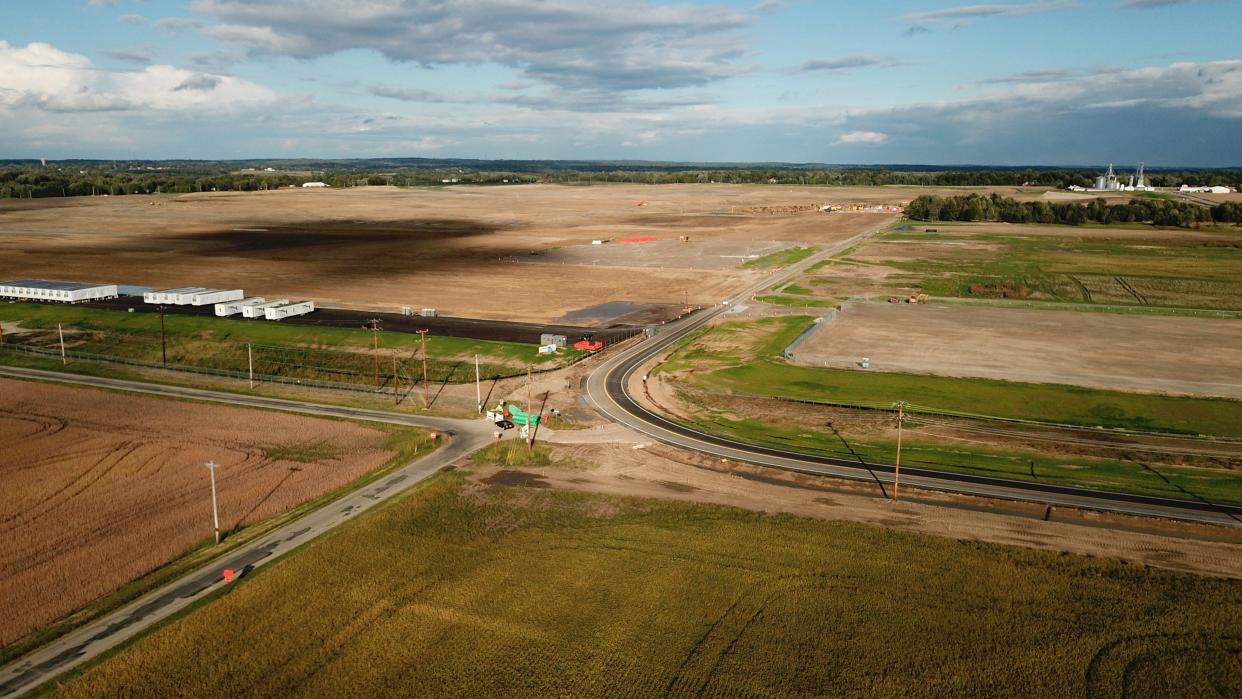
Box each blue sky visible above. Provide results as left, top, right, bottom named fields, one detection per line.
left=1, top=0, right=1240, bottom=165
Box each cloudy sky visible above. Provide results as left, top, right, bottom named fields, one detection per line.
left=1, top=0, right=1240, bottom=165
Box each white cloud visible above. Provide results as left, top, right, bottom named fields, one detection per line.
left=835, top=130, right=890, bottom=145
left=902, top=1, right=1079, bottom=25
left=0, top=40, right=273, bottom=114
left=191, top=0, right=755, bottom=92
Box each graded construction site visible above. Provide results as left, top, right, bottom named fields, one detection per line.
left=0, top=184, right=903, bottom=324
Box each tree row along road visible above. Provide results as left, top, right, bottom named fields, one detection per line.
left=583, top=223, right=1242, bottom=528
left=0, top=366, right=493, bottom=699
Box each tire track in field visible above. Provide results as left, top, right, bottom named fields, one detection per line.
left=2, top=441, right=143, bottom=530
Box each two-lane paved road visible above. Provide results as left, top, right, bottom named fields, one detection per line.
left=582, top=224, right=1242, bottom=527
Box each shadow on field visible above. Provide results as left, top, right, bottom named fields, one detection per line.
left=826, top=420, right=889, bottom=499
left=1137, top=462, right=1240, bottom=524
left=234, top=466, right=303, bottom=532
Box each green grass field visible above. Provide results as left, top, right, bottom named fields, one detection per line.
left=1, top=304, right=581, bottom=386
left=669, top=315, right=1242, bottom=438
left=813, top=228, right=1242, bottom=311
left=655, top=315, right=1242, bottom=503
left=49, top=472, right=1242, bottom=698
left=741, top=245, right=819, bottom=269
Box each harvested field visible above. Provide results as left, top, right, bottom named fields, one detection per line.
left=0, top=184, right=894, bottom=323
left=793, top=302, right=1242, bottom=399
left=0, top=378, right=402, bottom=647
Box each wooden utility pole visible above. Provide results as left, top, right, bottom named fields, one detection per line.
left=247, top=343, right=254, bottom=389
left=893, top=401, right=907, bottom=501
left=417, top=329, right=430, bottom=409
left=58, top=323, right=66, bottom=365
left=526, top=364, right=533, bottom=451
left=392, top=353, right=399, bottom=405
left=204, top=461, right=221, bottom=545
left=369, top=319, right=381, bottom=391
left=475, top=354, right=482, bottom=414
left=158, top=305, right=167, bottom=368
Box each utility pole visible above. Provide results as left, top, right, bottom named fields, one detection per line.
left=58, top=323, right=66, bottom=365
left=204, top=461, right=221, bottom=544
left=526, top=364, right=533, bottom=451
left=158, top=305, right=167, bottom=368
left=392, top=353, right=399, bottom=406
left=369, top=319, right=381, bottom=391
left=417, top=329, right=430, bottom=409
left=247, top=343, right=254, bottom=389
left=893, top=401, right=907, bottom=502
left=475, top=354, right=482, bottom=414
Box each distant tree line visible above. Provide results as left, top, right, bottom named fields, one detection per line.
left=905, top=193, right=1230, bottom=227
left=2, top=160, right=1240, bottom=200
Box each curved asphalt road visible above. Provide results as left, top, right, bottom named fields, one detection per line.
left=584, top=226, right=1242, bottom=528
left=0, top=366, right=491, bottom=698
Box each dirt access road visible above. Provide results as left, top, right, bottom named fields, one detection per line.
left=793, top=301, right=1242, bottom=399
left=0, top=184, right=894, bottom=324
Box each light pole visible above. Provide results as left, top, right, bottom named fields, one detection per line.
left=205, top=461, right=221, bottom=544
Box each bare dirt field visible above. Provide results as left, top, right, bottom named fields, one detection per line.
left=0, top=378, right=399, bottom=647
left=793, top=301, right=1242, bottom=398
left=1, top=184, right=918, bottom=323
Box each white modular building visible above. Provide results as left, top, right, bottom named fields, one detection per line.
left=144, top=287, right=192, bottom=304
left=263, top=300, right=314, bottom=320
left=0, top=279, right=118, bottom=303
left=242, top=299, right=290, bottom=318
left=144, top=287, right=208, bottom=304
left=188, top=289, right=244, bottom=306
left=215, top=296, right=267, bottom=317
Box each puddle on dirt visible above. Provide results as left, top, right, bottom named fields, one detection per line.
left=483, top=470, right=550, bottom=488
left=561, top=301, right=652, bottom=323
left=561, top=300, right=684, bottom=325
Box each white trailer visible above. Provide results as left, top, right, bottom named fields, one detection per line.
left=168, top=288, right=213, bottom=305
left=0, top=279, right=118, bottom=303
left=190, top=289, right=244, bottom=306
left=144, top=287, right=196, bottom=304
left=264, top=300, right=314, bottom=320
left=242, top=299, right=290, bottom=318
left=214, top=296, right=266, bottom=317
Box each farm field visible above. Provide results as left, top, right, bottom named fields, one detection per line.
left=782, top=222, right=1242, bottom=312
left=650, top=315, right=1242, bottom=503
left=0, top=184, right=902, bottom=324
left=0, top=303, right=579, bottom=388
left=51, top=471, right=1242, bottom=698
left=0, top=378, right=428, bottom=649
left=793, top=301, right=1242, bottom=399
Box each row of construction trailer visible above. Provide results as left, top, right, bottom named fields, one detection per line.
left=1, top=279, right=119, bottom=303
left=144, top=286, right=315, bottom=321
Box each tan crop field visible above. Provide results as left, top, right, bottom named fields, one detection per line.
left=0, top=378, right=402, bottom=648
left=793, top=302, right=1242, bottom=399
left=1, top=184, right=910, bottom=323
left=51, top=471, right=1242, bottom=698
